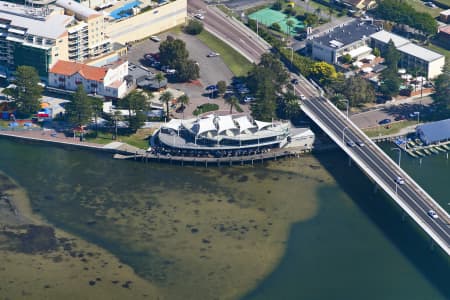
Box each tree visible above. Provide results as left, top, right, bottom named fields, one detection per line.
left=327, top=7, right=333, bottom=21
left=271, top=22, right=281, bottom=32
left=159, top=36, right=189, bottom=69
left=310, top=61, right=338, bottom=84
left=340, top=54, right=352, bottom=64
left=373, top=47, right=381, bottom=57
left=434, top=61, right=450, bottom=108
left=286, top=19, right=294, bottom=36
left=65, top=85, right=93, bottom=126
left=160, top=90, right=173, bottom=119
left=342, top=76, right=376, bottom=106
left=91, top=96, right=103, bottom=137
left=122, top=90, right=147, bottom=123
left=155, top=72, right=165, bottom=90
left=225, top=96, right=240, bottom=114
left=380, top=69, right=401, bottom=99
left=217, top=80, right=227, bottom=95
left=13, top=66, right=42, bottom=115
left=177, top=94, right=190, bottom=118
left=177, top=59, right=200, bottom=82
left=112, top=110, right=122, bottom=140
left=129, top=111, right=147, bottom=132
left=304, top=13, right=319, bottom=27
left=185, top=19, right=203, bottom=35
left=272, top=0, right=282, bottom=10
left=384, top=39, right=400, bottom=71
left=277, top=91, right=300, bottom=120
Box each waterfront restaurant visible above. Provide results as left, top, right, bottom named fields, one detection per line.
left=156, top=114, right=294, bottom=155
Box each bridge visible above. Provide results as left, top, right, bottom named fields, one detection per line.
left=187, top=0, right=450, bottom=255
left=295, top=77, right=450, bottom=256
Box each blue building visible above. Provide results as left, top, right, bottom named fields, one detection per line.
left=416, top=119, right=450, bottom=145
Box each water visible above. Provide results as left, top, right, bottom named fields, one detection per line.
left=0, top=138, right=449, bottom=299
left=109, top=1, right=141, bottom=20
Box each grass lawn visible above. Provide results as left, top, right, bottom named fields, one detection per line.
left=426, top=42, right=450, bottom=60
left=85, top=128, right=154, bottom=149
left=197, top=30, right=253, bottom=77
left=406, top=0, right=442, bottom=17
left=363, top=121, right=417, bottom=138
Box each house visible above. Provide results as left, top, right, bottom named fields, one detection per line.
left=48, top=60, right=129, bottom=98
left=341, top=0, right=377, bottom=10
left=438, top=25, right=450, bottom=48
left=440, top=9, right=450, bottom=24
left=417, top=119, right=450, bottom=145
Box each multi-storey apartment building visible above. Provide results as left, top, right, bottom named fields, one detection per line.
left=0, top=0, right=110, bottom=78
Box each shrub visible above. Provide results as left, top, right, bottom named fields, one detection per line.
left=193, top=103, right=219, bottom=116
left=185, top=19, right=203, bottom=35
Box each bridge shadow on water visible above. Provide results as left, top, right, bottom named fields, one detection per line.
left=242, top=149, right=450, bottom=300
left=313, top=151, right=450, bottom=297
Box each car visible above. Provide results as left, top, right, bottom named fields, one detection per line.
left=346, top=140, right=356, bottom=147
left=291, top=78, right=299, bottom=85
left=238, top=87, right=250, bottom=94
left=207, top=52, right=220, bottom=57
left=206, top=84, right=217, bottom=91
left=194, top=13, right=204, bottom=20
left=299, top=94, right=306, bottom=100
left=394, top=176, right=405, bottom=185
left=356, top=140, right=365, bottom=147
left=394, top=115, right=406, bottom=121
left=379, top=118, right=391, bottom=125
left=428, top=210, right=439, bottom=219
left=150, top=35, right=160, bottom=42
left=243, top=96, right=254, bottom=103
left=161, top=66, right=176, bottom=74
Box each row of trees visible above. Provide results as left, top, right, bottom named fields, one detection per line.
left=374, top=0, right=437, bottom=36
left=159, top=36, right=199, bottom=82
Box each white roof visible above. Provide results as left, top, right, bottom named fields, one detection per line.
left=397, top=43, right=444, bottom=62
left=255, top=120, right=272, bottom=130
left=370, top=30, right=410, bottom=47
left=363, top=54, right=376, bottom=61
left=56, top=0, right=100, bottom=19
left=165, top=119, right=183, bottom=131
left=217, top=115, right=236, bottom=133
left=362, top=67, right=373, bottom=73
left=235, top=116, right=255, bottom=132
left=441, top=9, right=450, bottom=16
left=194, top=117, right=216, bottom=135
left=347, top=45, right=372, bottom=58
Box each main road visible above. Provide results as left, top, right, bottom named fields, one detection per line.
left=188, top=0, right=450, bottom=255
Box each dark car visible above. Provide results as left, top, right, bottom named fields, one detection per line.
left=291, top=78, right=299, bottom=85
left=394, top=115, right=406, bottom=121
left=379, top=118, right=391, bottom=125
left=206, top=85, right=217, bottom=91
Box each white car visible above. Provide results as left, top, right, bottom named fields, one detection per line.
left=299, top=94, right=306, bottom=100
left=150, top=35, right=160, bottom=42
left=194, top=13, right=204, bottom=20
left=394, top=177, right=405, bottom=185
left=243, top=96, right=254, bottom=103
left=428, top=210, right=439, bottom=219
left=207, top=52, right=220, bottom=57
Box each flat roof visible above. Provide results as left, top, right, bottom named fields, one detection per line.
left=370, top=30, right=410, bottom=47
left=312, top=20, right=379, bottom=49
left=397, top=43, right=444, bottom=62
left=0, top=2, right=72, bottom=39
left=56, top=0, right=100, bottom=19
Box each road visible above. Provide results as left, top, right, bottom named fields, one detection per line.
left=295, top=79, right=450, bottom=255
left=188, top=0, right=270, bottom=63
left=188, top=1, right=450, bottom=255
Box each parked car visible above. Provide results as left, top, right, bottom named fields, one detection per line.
left=194, top=13, right=204, bottom=20
left=428, top=209, right=439, bottom=219
left=394, top=115, right=406, bottom=121
left=379, top=118, right=391, bottom=125
left=206, top=84, right=217, bottom=91
left=150, top=35, right=161, bottom=42
left=243, top=96, right=254, bottom=103
left=207, top=52, right=220, bottom=57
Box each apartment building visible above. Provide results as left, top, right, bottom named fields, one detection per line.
left=0, top=0, right=111, bottom=78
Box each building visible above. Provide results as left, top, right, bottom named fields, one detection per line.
left=0, top=0, right=111, bottom=78
left=340, top=0, right=377, bottom=11
left=309, top=20, right=379, bottom=64
left=48, top=59, right=128, bottom=98
left=440, top=9, right=450, bottom=24
left=370, top=30, right=445, bottom=79
left=417, top=119, right=450, bottom=145
left=157, top=114, right=314, bottom=154
left=56, top=0, right=111, bottom=62
left=438, top=25, right=450, bottom=48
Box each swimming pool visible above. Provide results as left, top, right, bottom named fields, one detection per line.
left=110, top=0, right=142, bottom=20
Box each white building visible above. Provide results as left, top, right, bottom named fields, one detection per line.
left=48, top=59, right=128, bottom=98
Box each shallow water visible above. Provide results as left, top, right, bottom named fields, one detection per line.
left=0, top=139, right=449, bottom=299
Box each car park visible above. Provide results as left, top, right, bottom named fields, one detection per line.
left=150, top=35, right=161, bottom=42
left=194, top=13, right=204, bottom=20
left=394, top=176, right=405, bottom=185
left=428, top=210, right=439, bottom=219
left=379, top=118, right=391, bottom=125
left=207, top=52, right=220, bottom=57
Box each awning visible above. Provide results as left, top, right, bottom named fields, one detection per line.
left=235, top=116, right=255, bottom=132
left=217, top=115, right=236, bottom=133
left=255, top=120, right=272, bottom=130
left=164, top=119, right=183, bottom=131
left=193, top=117, right=216, bottom=135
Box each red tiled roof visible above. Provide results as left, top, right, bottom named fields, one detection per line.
left=50, top=60, right=107, bottom=81
left=439, top=25, right=450, bottom=35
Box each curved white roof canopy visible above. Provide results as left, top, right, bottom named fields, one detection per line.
left=255, top=120, right=272, bottom=130
left=164, top=119, right=183, bottom=131
left=217, top=115, right=237, bottom=133
left=193, top=117, right=217, bottom=135
left=235, top=116, right=255, bottom=132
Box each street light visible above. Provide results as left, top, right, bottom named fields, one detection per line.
left=391, top=147, right=402, bottom=168
left=338, top=99, right=349, bottom=120
left=283, top=46, right=293, bottom=68
left=342, top=126, right=349, bottom=144
left=415, top=111, right=420, bottom=125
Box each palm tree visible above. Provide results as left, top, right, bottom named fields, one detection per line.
left=112, top=110, right=122, bottom=140
left=225, top=96, right=239, bottom=114
left=160, top=90, right=173, bottom=120
left=286, top=19, right=294, bottom=37
left=155, top=72, right=165, bottom=90
left=328, top=7, right=333, bottom=21
left=315, top=7, right=321, bottom=17
left=177, top=94, right=190, bottom=119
